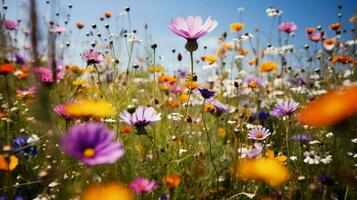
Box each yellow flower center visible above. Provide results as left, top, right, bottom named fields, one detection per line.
left=255, top=131, right=264, bottom=138
left=248, top=81, right=258, bottom=88
left=83, top=148, right=96, bottom=158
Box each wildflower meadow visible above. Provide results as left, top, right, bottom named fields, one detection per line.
left=0, top=0, right=357, bottom=199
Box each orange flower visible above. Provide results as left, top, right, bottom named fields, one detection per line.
left=265, top=150, right=287, bottom=163
left=0, top=64, right=15, bottom=75
left=331, top=55, right=356, bottom=64
left=201, top=55, right=218, bottom=65
left=305, top=27, right=315, bottom=35
left=230, top=22, right=245, bottom=32
left=76, top=22, right=84, bottom=29
left=121, top=125, right=133, bottom=134
left=248, top=56, right=259, bottom=66
left=239, top=49, right=249, bottom=56
left=204, top=103, right=215, bottom=112
left=217, top=128, right=226, bottom=137
left=297, top=85, right=357, bottom=126
left=81, top=182, right=133, bottom=200
left=164, top=174, right=181, bottom=189
left=184, top=81, right=198, bottom=90
left=329, top=22, right=341, bottom=31
left=104, top=12, right=112, bottom=18
left=0, top=155, right=19, bottom=171
left=323, top=38, right=336, bottom=51
left=349, top=15, right=357, bottom=23
left=259, top=61, right=277, bottom=72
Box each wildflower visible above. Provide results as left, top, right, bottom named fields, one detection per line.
left=183, top=81, right=199, bottom=90
left=236, top=157, right=290, bottom=187
left=0, top=154, right=19, bottom=171
left=198, top=88, right=215, bottom=99
left=329, top=22, right=341, bottom=31
left=168, top=16, right=217, bottom=52
left=121, top=125, right=133, bottom=134
left=206, top=99, right=228, bottom=113
left=49, top=26, right=67, bottom=33
left=16, top=86, right=37, bottom=99
left=201, top=55, right=218, bottom=65
left=164, top=174, right=181, bottom=189
left=217, top=128, right=226, bottom=137
left=0, top=64, right=15, bottom=75
left=308, top=32, right=322, bottom=42
left=303, top=151, right=320, bottom=165
left=230, top=22, right=245, bottom=32
left=259, top=61, right=277, bottom=72
left=290, top=134, right=312, bottom=143
left=271, top=100, right=299, bottom=117
left=128, top=177, right=157, bottom=194
left=81, top=49, right=105, bottom=65
left=54, top=104, right=74, bottom=120
left=167, top=113, right=183, bottom=121
left=119, top=106, right=161, bottom=131
left=12, top=136, right=38, bottom=159
left=81, top=183, right=133, bottom=200
left=60, top=122, right=125, bottom=166
left=266, top=7, right=283, bottom=17
left=104, top=11, right=112, bottom=18
left=33, top=67, right=64, bottom=83
left=323, top=38, right=336, bottom=51
left=245, top=76, right=262, bottom=88
left=321, top=155, right=332, bottom=164
left=64, top=100, right=115, bottom=118
left=278, top=22, right=297, bottom=33
left=297, top=85, right=357, bottom=126
left=76, top=22, right=84, bottom=29
left=265, top=150, right=287, bottom=163
left=147, top=66, right=164, bottom=73
left=331, top=55, right=355, bottom=64
left=305, top=27, right=315, bottom=34
left=248, top=127, right=271, bottom=140
left=4, top=19, right=19, bottom=30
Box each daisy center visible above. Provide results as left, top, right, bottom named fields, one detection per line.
left=255, top=131, right=264, bottom=138
left=83, top=148, right=96, bottom=158
left=249, top=81, right=257, bottom=88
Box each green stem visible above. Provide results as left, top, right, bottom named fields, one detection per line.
left=201, top=99, right=219, bottom=189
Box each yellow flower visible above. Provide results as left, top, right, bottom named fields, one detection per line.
left=147, top=66, right=164, bottom=73
left=184, top=81, right=199, bottom=90
left=260, top=61, right=277, bottom=72
left=265, top=150, right=287, bottom=163
left=201, top=55, right=218, bottom=65
left=230, top=22, right=245, bottom=32
left=237, top=157, right=290, bottom=187
left=84, top=67, right=96, bottom=73
left=64, top=100, right=115, bottom=118
left=217, top=128, right=226, bottom=137
left=204, top=103, right=215, bottom=112
left=81, top=183, right=133, bottom=200
left=0, top=155, right=19, bottom=171
left=72, top=79, right=87, bottom=86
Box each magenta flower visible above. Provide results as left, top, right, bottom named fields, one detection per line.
left=16, top=86, right=37, bottom=97
left=308, top=32, right=322, bottom=42
left=119, top=106, right=161, bottom=128
left=128, top=177, right=157, bottom=194
left=60, top=122, right=124, bottom=166
left=4, top=19, right=19, bottom=30
left=33, top=67, right=64, bottom=84
left=168, top=16, right=217, bottom=51
left=271, top=100, right=299, bottom=117
left=54, top=104, right=74, bottom=120
left=278, top=22, right=297, bottom=33
left=49, top=26, right=67, bottom=33
left=81, top=49, right=105, bottom=65
left=248, top=127, right=271, bottom=140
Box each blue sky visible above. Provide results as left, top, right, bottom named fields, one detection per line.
left=4, top=0, right=356, bottom=72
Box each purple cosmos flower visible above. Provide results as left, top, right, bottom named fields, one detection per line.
left=33, top=67, right=64, bottom=84
left=128, top=177, right=157, bottom=194
left=206, top=99, right=228, bottom=113
left=4, top=19, right=19, bottom=30
left=245, top=76, right=262, bottom=88
left=248, top=127, right=271, bottom=140
left=60, top=122, right=124, bottom=166
left=290, top=134, right=313, bottom=143
left=271, top=100, right=299, bottom=117
left=15, top=53, right=26, bottom=66
left=198, top=88, right=215, bottom=99
left=168, top=16, right=218, bottom=40
left=119, top=106, right=161, bottom=129
left=278, top=22, right=297, bottom=33
left=81, top=49, right=105, bottom=65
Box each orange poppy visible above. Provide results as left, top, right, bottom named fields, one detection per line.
left=329, top=22, right=341, bottom=31
left=0, top=64, right=15, bottom=75
left=164, top=174, right=181, bottom=189
left=297, top=85, right=357, bottom=126
left=305, top=27, right=315, bottom=35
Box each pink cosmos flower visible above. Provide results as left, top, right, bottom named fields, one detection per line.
left=278, top=22, right=297, bottom=33
left=168, top=16, right=218, bottom=40
left=33, top=67, right=64, bottom=84
left=49, top=26, right=67, bottom=33
left=308, top=32, right=322, bottom=42
left=128, top=177, right=157, bottom=194
left=4, top=19, right=19, bottom=30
